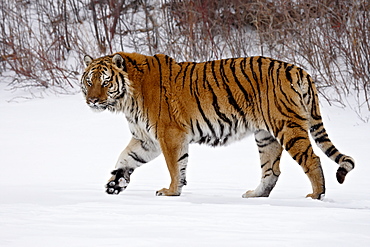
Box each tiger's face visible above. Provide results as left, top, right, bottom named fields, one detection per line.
left=81, top=54, right=128, bottom=112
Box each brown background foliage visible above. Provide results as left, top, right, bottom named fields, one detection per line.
left=1, top=0, right=369, bottom=115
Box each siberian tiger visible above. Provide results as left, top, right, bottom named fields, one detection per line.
left=81, top=52, right=354, bottom=199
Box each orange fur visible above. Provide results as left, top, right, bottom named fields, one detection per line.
left=81, top=52, right=354, bottom=199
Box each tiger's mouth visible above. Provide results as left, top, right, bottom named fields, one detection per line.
left=88, top=102, right=108, bottom=112
left=87, top=97, right=119, bottom=112
left=86, top=97, right=111, bottom=112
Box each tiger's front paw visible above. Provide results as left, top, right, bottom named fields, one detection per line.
left=155, top=188, right=181, bottom=196
left=106, top=168, right=133, bottom=195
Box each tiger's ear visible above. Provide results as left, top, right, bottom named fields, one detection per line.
left=84, top=55, right=94, bottom=67
left=112, top=54, right=126, bottom=70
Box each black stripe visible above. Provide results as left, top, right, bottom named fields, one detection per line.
left=286, top=121, right=307, bottom=134
left=313, top=128, right=326, bottom=137
left=315, top=134, right=330, bottom=144
left=298, top=68, right=305, bottom=86
left=189, top=63, right=197, bottom=96
left=285, top=65, right=294, bottom=83
left=285, top=136, right=306, bottom=151
left=211, top=60, right=220, bottom=87
left=310, top=122, right=324, bottom=132
left=279, top=78, right=295, bottom=106
left=178, top=153, right=189, bottom=162
left=292, top=144, right=312, bottom=164
left=146, top=58, right=151, bottom=71
left=304, top=75, right=312, bottom=103
left=182, top=63, right=191, bottom=88
left=250, top=57, right=259, bottom=85
left=257, top=141, right=273, bottom=148
left=229, top=59, right=250, bottom=102
left=263, top=168, right=273, bottom=178
left=240, top=58, right=257, bottom=96
left=174, top=64, right=183, bottom=83
left=195, top=94, right=217, bottom=137
left=115, top=73, right=126, bottom=98
left=140, top=140, right=150, bottom=152
left=160, top=58, right=172, bottom=119
left=126, top=56, right=143, bottom=73
left=196, top=120, right=203, bottom=137
left=153, top=55, right=163, bottom=137
left=118, top=73, right=125, bottom=83
left=168, top=57, right=173, bottom=84
left=165, top=55, right=170, bottom=64
left=217, top=119, right=225, bottom=139
left=272, top=156, right=281, bottom=176
left=278, top=64, right=300, bottom=108
left=325, top=145, right=338, bottom=157
left=250, top=57, right=264, bottom=124
left=129, top=152, right=147, bottom=163
left=334, top=154, right=344, bottom=164
left=313, top=128, right=328, bottom=139
left=257, top=135, right=275, bottom=143
left=257, top=56, right=265, bottom=85
left=278, top=98, right=307, bottom=121
left=342, top=157, right=355, bottom=167
left=258, top=57, right=272, bottom=132
left=206, top=80, right=233, bottom=127
left=272, top=120, right=285, bottom=141
left=240, top=58, right=259, bottom=119
left=266, top=60, right=277, bottom=130
left=219, top=60, right=245, bottom=118
left=308, top=75, right=322, bottom=121
left=261, top=162, right=269, bottom=168
left=202, top=62, right=208, bottom=90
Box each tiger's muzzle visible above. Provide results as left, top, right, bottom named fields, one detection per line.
left=87, top=97, right=108, bottom=111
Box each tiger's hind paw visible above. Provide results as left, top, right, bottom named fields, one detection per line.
left=242, top=189, right=271, bottom=198
left=242, top=190, right=257, bottom=198
left=306, top=193, right=325, bottom=200
left=155, top=188, right=181, bottom=196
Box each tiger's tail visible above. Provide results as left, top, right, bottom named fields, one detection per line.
left=301, top=73, right=355, bottom=184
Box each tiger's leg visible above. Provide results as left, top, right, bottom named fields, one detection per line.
left=279, top=124, right=325, bottom=199
left=243, top=130, right=283, bottom=198
left=156, top=127, right=189, bottom=196
left=106, top=137, right=161, bottom=194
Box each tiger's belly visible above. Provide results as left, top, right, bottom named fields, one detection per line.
left=127, top=114, right=254, bottom=147
left=189, top=118, right=253, bottom=146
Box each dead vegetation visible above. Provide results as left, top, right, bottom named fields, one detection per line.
left=0, top=0, right=369, bottom=116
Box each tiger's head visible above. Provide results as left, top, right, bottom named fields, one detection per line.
left=81, top=53, right=129, bottom=112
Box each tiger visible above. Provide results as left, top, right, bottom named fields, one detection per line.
left=80, top=52, right=354, bottom=199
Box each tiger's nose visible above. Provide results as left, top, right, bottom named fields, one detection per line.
left=88, top=97, right=99, bottom=104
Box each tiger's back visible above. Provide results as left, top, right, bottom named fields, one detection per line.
left=81, top=52, right=354, bottom=199
left=169, top=56, right=314, bottom=146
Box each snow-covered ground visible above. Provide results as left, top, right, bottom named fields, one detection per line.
left=1, top=83, right=369, bottom=247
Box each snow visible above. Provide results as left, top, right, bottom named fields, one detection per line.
left=1, top=83, right=369, bottom=246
